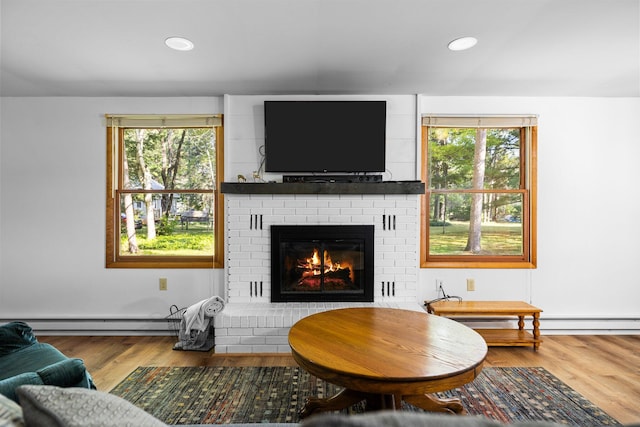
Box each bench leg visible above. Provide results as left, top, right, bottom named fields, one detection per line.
left=533, top=313, right=541, bottom=351
left=518, top=315, right=524, bottom=330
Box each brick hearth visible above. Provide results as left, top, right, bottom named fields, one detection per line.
left=214, top=301, right=424, bottom=353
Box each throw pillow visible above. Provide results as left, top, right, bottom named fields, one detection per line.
left=16, top=385, right=167, bottom=427
left=0, top=322, right=37, bottom=356
left=0, top=393, right=25, bottom=427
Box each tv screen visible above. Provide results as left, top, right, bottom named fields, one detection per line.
left=264, top=100, right=386, bottom=173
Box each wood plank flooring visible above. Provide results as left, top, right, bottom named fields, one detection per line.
left=38, top=335, right=640, bottom=424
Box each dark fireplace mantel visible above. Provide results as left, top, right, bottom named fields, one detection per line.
left=221, top=181, right=425, bottom=195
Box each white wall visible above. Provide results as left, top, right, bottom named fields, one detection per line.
left=418, top=96, right=640, bottom=332
left=225, top=94, right=640, bottom=332
left=1, top=95, right=638, bottom=333
left=0, top=97, right=225, bottom=333
left=224, top=94, right=417, bottom=182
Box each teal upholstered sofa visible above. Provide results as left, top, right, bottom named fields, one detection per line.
left=0, top=321, right=95, bottom=402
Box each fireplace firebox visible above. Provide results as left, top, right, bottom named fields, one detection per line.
left=271, top=225, right=374, bottom=302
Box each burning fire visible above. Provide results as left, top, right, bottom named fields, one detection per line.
left=298, top=248, right=354, bottom=283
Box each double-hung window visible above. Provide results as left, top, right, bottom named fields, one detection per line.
left=420, top=115, right=537, bottom=268
left=106, top=114, right=224, bottom=268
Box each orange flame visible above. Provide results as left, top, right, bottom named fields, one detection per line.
left=302, top=248, right=352, bottom=282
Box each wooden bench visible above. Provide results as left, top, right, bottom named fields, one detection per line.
left=426, top=300, right=542, bottom=351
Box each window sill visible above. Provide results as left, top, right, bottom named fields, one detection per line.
left=106, top=259, right=218, bottom=269
left=422, top=261, right=536, bottom=269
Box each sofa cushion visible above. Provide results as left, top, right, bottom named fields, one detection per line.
left=16, top=385, right=167, bottom=427
left=0, top=352, right=92, bottom=401
left=0, top=393, right=25, bottom=427
left=36, top=359, right=86, bottom=389
left=0, top=343, right=70, bottom=381
left=0, top=322, right=37, bottom=357
left=0, top=374, right=44, bottom=403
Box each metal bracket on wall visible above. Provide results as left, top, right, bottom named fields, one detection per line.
left=249, top=281, right=263, bottom=297
left=382, top=214, right=396, bottom=231
left=381, top=281, right=395, bottom=297
left=250, top=214, right=263, bottom=230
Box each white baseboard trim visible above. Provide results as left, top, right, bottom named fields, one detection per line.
left=457, top=315, right=640, bottom=335
left=2, top=315, right=639, bottom=336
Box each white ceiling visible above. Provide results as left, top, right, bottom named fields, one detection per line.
left=1, top=0, right=639, bottom=97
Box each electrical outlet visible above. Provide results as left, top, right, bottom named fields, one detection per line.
left=435, top=278, right=443, bottom=292
left=466, top=278, right=475, bottom=291
left=159, top=278, right=168, bottom=291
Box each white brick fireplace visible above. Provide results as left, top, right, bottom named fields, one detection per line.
left=214, top=188, right=424, bottom=353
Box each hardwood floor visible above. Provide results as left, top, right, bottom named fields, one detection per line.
left=38, top=335, right=640, bottom=424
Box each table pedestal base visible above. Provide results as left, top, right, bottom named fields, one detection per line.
left=299, top=388, right=466, bottom=418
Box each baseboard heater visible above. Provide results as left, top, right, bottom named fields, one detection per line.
left=0, top=318, right=173, bottom=336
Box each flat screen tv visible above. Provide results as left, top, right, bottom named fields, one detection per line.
left=264, top=100, right=386, bottom=173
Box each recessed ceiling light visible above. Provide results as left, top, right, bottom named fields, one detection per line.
left=448, top=36, right=478, bottom=51
left=165, top=36, right=194, bottom=51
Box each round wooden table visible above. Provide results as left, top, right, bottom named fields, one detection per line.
left=288, top=307, right=487, bottom=417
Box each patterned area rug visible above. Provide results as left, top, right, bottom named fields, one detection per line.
left=109, top=366, right=620, bottom=425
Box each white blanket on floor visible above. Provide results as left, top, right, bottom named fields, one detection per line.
left=182, top=295, right=225, bottom=332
